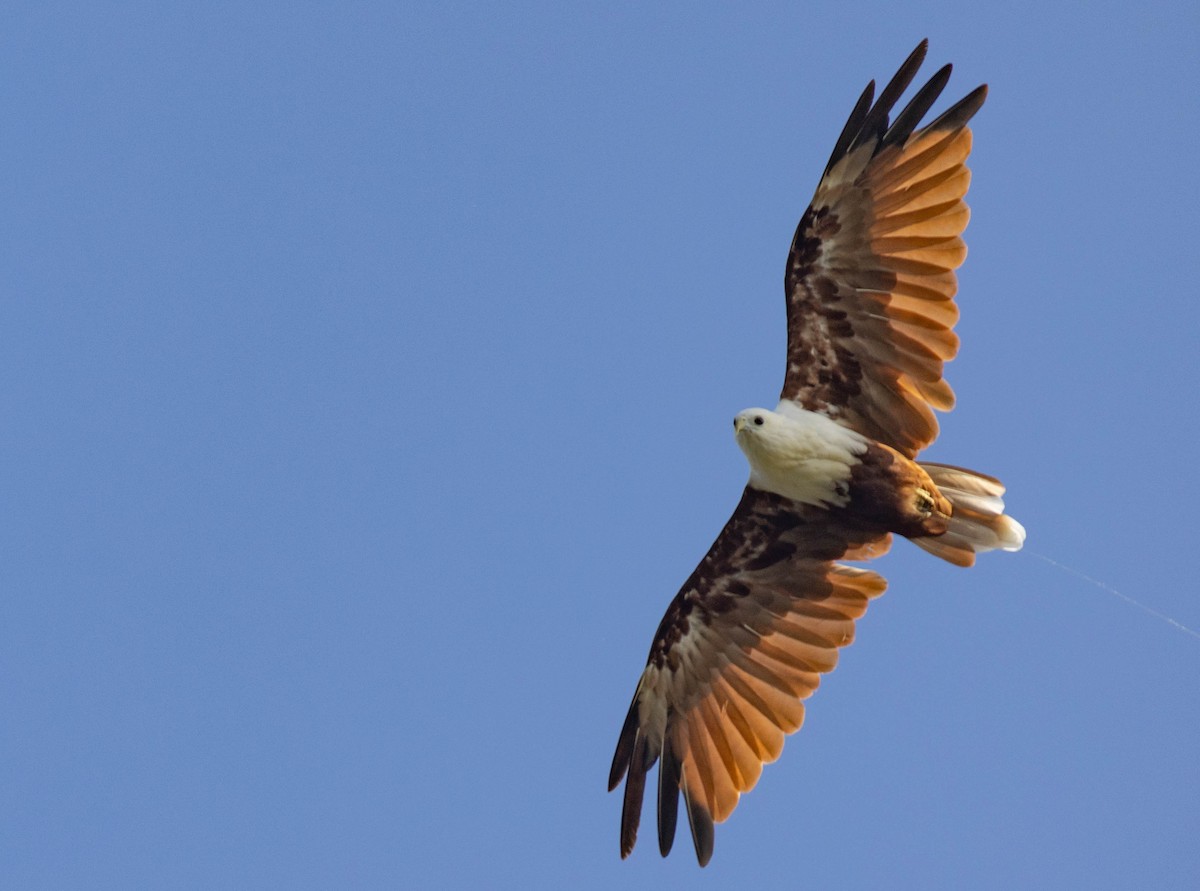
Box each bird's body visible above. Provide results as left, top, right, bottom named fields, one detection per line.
left=609, top=41, right=1025, bottom=867
left=734, top=405, right=1024, bottom=555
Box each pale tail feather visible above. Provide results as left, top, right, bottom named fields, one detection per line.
left=911, top=462, right=1025, bottom=567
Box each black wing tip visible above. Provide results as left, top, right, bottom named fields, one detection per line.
left=607, top=752, right=627, bottom=793
left=608, top=688, right=643, bottom=791
left=822, top=80, right=876, bottom=177
left=824, top=41, right=988, bottom=174
left=612, top=699, right=712, bottom=865
left=657, top=743, right=682, bottom=857
left=683, top=792, right=715, bottom=867
left=880, top=62, right=952, bottom=148
left=618, top=734, right=650, bottom=859
left=925, top=82, right=989, bottom=133
left=873, top=41, right=930, bottom=122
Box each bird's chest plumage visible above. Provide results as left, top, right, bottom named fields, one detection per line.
left=740, top=410, right=868, bottom=509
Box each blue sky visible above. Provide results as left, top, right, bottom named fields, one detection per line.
left=3, top=2, right=1198, bottom=888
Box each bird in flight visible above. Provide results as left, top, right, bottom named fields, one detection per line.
left=608, top=40, right=1025, bottom=867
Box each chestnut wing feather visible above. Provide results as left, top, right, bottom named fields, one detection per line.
left=782, top=40, right=987, bottom=457
left=608, top=487, right=888, bottom=865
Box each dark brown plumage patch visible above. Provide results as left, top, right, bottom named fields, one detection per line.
left=643, top=488, right=817, bottom=671
left=835, top=441, right=952, bottom=538
left=784, top=213, right=882, bottom=413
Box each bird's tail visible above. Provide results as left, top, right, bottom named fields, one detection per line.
left=911, top=462, right=1025, bottom=567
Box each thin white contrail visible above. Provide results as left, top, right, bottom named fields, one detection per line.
left=1028, top=550, right=1200, bottom=643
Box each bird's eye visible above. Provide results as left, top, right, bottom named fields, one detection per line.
left=753, top=416, right=764, bottom=426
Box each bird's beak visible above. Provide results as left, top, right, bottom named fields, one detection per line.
left=733, top=417, right=746, bottom=435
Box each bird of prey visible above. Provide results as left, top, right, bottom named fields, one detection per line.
left=608, top=41, right=1025, bottom=867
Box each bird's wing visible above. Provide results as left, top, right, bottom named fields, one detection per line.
left=608, top=486, right=891, bottom=865
left=781, top=40, right=986, bottom=457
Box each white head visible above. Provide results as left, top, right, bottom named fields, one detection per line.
left=732, top=407, right=792, bottom=465
left=731, top=405, right=868, bottom=507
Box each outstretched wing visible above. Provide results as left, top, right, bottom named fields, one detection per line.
left=608, top=487, right=891, bottom=865
left=781, top=40, right=987, bottom=457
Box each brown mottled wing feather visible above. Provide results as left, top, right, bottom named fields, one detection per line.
left=608, top=487, right=889, bottom=865
left=781, top=40, right=987, bottom=457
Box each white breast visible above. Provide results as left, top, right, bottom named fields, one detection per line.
left=735, top=405, right=868, bottom=508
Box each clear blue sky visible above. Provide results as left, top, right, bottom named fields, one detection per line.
left=3, top=2, right=1198, bottom=888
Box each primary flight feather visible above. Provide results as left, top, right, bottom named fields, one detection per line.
left=608, top=41, right=1025, bottom=867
